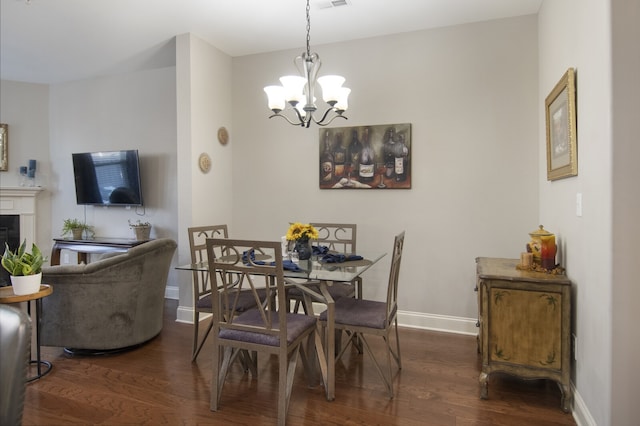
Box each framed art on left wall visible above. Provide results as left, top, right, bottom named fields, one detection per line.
left=0, top=124, right=7, bottom=171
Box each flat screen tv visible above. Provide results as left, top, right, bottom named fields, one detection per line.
left=72, top=150, right=143, bottom=206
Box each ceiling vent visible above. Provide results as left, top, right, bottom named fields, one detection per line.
left=317, top=0, right=350, bottom=10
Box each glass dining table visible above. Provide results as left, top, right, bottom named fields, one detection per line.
left=176, top=251, right=386, bottom=401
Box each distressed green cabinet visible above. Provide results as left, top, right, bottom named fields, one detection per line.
left=475, top=257, right=572, bottom=412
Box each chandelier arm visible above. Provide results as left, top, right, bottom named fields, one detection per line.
left=268, top=112, right=304, bottom=126
left=314, top=115, right=348, bottom=126
left=268, top=109, right=313, bottom=127
left=311, top=107, right=347, bottom=126
left=292, top=105, right=310, bottom=126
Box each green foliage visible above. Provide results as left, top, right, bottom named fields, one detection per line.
left=61, top=218, right=95, bottom=237
left=1, top=240, right=46, bottom=276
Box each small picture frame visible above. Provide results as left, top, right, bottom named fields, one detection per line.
left=0, top=124, right=7, bottom=172
left=545, top=68, right=577, bottom=181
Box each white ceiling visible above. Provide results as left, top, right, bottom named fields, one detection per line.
left=0, top=0, right=542, bottom=84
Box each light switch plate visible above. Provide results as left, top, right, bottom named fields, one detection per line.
left=576, top=193, right=583, bottom=217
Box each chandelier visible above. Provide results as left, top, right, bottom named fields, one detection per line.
left=263, top=0, right=350, bottom=128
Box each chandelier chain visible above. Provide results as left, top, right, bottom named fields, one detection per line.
left=305, top=0, right=311, bottom=57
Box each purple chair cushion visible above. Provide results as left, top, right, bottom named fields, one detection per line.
left=196, top=289, right=266, bottom=313
left=319, top=297, right=395, bottom=329
left=219, top=309, right=316, bottom=346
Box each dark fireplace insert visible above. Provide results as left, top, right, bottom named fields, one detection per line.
left=0, top=214, right=20, bottom=286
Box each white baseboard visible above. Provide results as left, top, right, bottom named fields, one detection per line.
left=165, top=285, right=179, bottom=300
left=175, top=305, right=212, bottom=324
left=571, top=384, right=595, bottom=426
left=397, top=309, right=478, bottom=335
left=173, top=302, right=477, bottom=336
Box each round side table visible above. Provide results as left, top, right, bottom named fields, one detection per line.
left=0, top=284, right=53, bottom=381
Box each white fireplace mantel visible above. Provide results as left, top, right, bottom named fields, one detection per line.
left=0, top=186, right=44, bottom=246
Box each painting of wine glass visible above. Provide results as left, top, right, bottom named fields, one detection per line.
left=318, top=123, right=411, bottom=189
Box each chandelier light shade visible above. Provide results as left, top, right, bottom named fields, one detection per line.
left=264, top=0, right=350, bottom=128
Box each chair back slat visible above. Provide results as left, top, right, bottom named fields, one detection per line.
left=311, top=223, right=357, bottom=253
left=188, top=225, right=228, bottom=299
left=207, top=239, right=286, bottom=342
left=386, top=231, right=405, bottom=321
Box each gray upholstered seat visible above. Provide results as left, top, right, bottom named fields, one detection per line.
left=319, top=231, right=405, bottom=398
left=40, top=238, right=177, bottom=352
left=219, top=309, right=316, bottom=346
left=0, top=305, right=31, bottom=426
left=328, top=297, right=398, bottom=329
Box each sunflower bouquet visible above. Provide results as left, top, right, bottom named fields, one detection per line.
left=285, top=222, right=319, bottom=242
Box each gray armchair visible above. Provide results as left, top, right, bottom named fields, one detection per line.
left=40, top=238, right=177, bottom=352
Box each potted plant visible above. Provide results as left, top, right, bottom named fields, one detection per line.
left=129, top=219, right=152, bottom=241
left=1, top=240, right=47, bottom=295
left=61, top=218, right=95, bottom=240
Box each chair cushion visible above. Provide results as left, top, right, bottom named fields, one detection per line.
left=219, top=309, right=316, bottom=347
left=196, top=289, right=265, bottom=313
left=319, top=297, right=394, bottom=329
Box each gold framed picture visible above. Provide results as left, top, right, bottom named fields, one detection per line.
left=545, top=68, right=577, bottom=181
left=0, top=124, right=7, bottom=172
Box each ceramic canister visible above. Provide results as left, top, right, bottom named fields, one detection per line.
left=527, top=225, right=554, bottom=265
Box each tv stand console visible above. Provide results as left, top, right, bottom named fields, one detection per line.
left=50, top=237, right=150, bottom=266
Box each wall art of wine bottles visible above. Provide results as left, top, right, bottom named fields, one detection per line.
left=319, top=123, right=411, bottom=189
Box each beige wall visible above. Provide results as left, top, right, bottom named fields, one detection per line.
left=539, top=0, right=639, bottom=424
left=0, top=80, right=52, bottom=248
left=45, top=67, right=179, bottom=286
left=175, top=33, right=234, bottom=313
left=230, top=16, right=539, bottom=324
left=611, top=0, right=640, bottom=424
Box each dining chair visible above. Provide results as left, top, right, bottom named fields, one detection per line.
left=313, top=222, right=363, bottom=298
left=188, top=225, right=259, bottom=362
left=287, top=223, right=360, bottom=314
left=206, top=238, right=318, bottom=426
left=319, top=231, right=405, bottom=398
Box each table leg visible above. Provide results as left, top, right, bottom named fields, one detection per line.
left=50, top=243, right=62, bottom=266
left=27, top=299, right=52, bottom=382
left=318, top=282, right=335, bottom=401
left=326, top=299, right=335, bottom=400
left=298, top=282, right=335, bottom=401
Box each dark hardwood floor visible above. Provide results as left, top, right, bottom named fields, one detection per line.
left=23, top=299, right=576, bottom=425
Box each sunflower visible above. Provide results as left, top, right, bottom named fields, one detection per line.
left=285, top=222, right=319, bottom=241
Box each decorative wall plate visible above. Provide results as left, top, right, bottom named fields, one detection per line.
left=217, top=127, right=229, bottom=145
left=198, top=153, right=211, bottom=173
